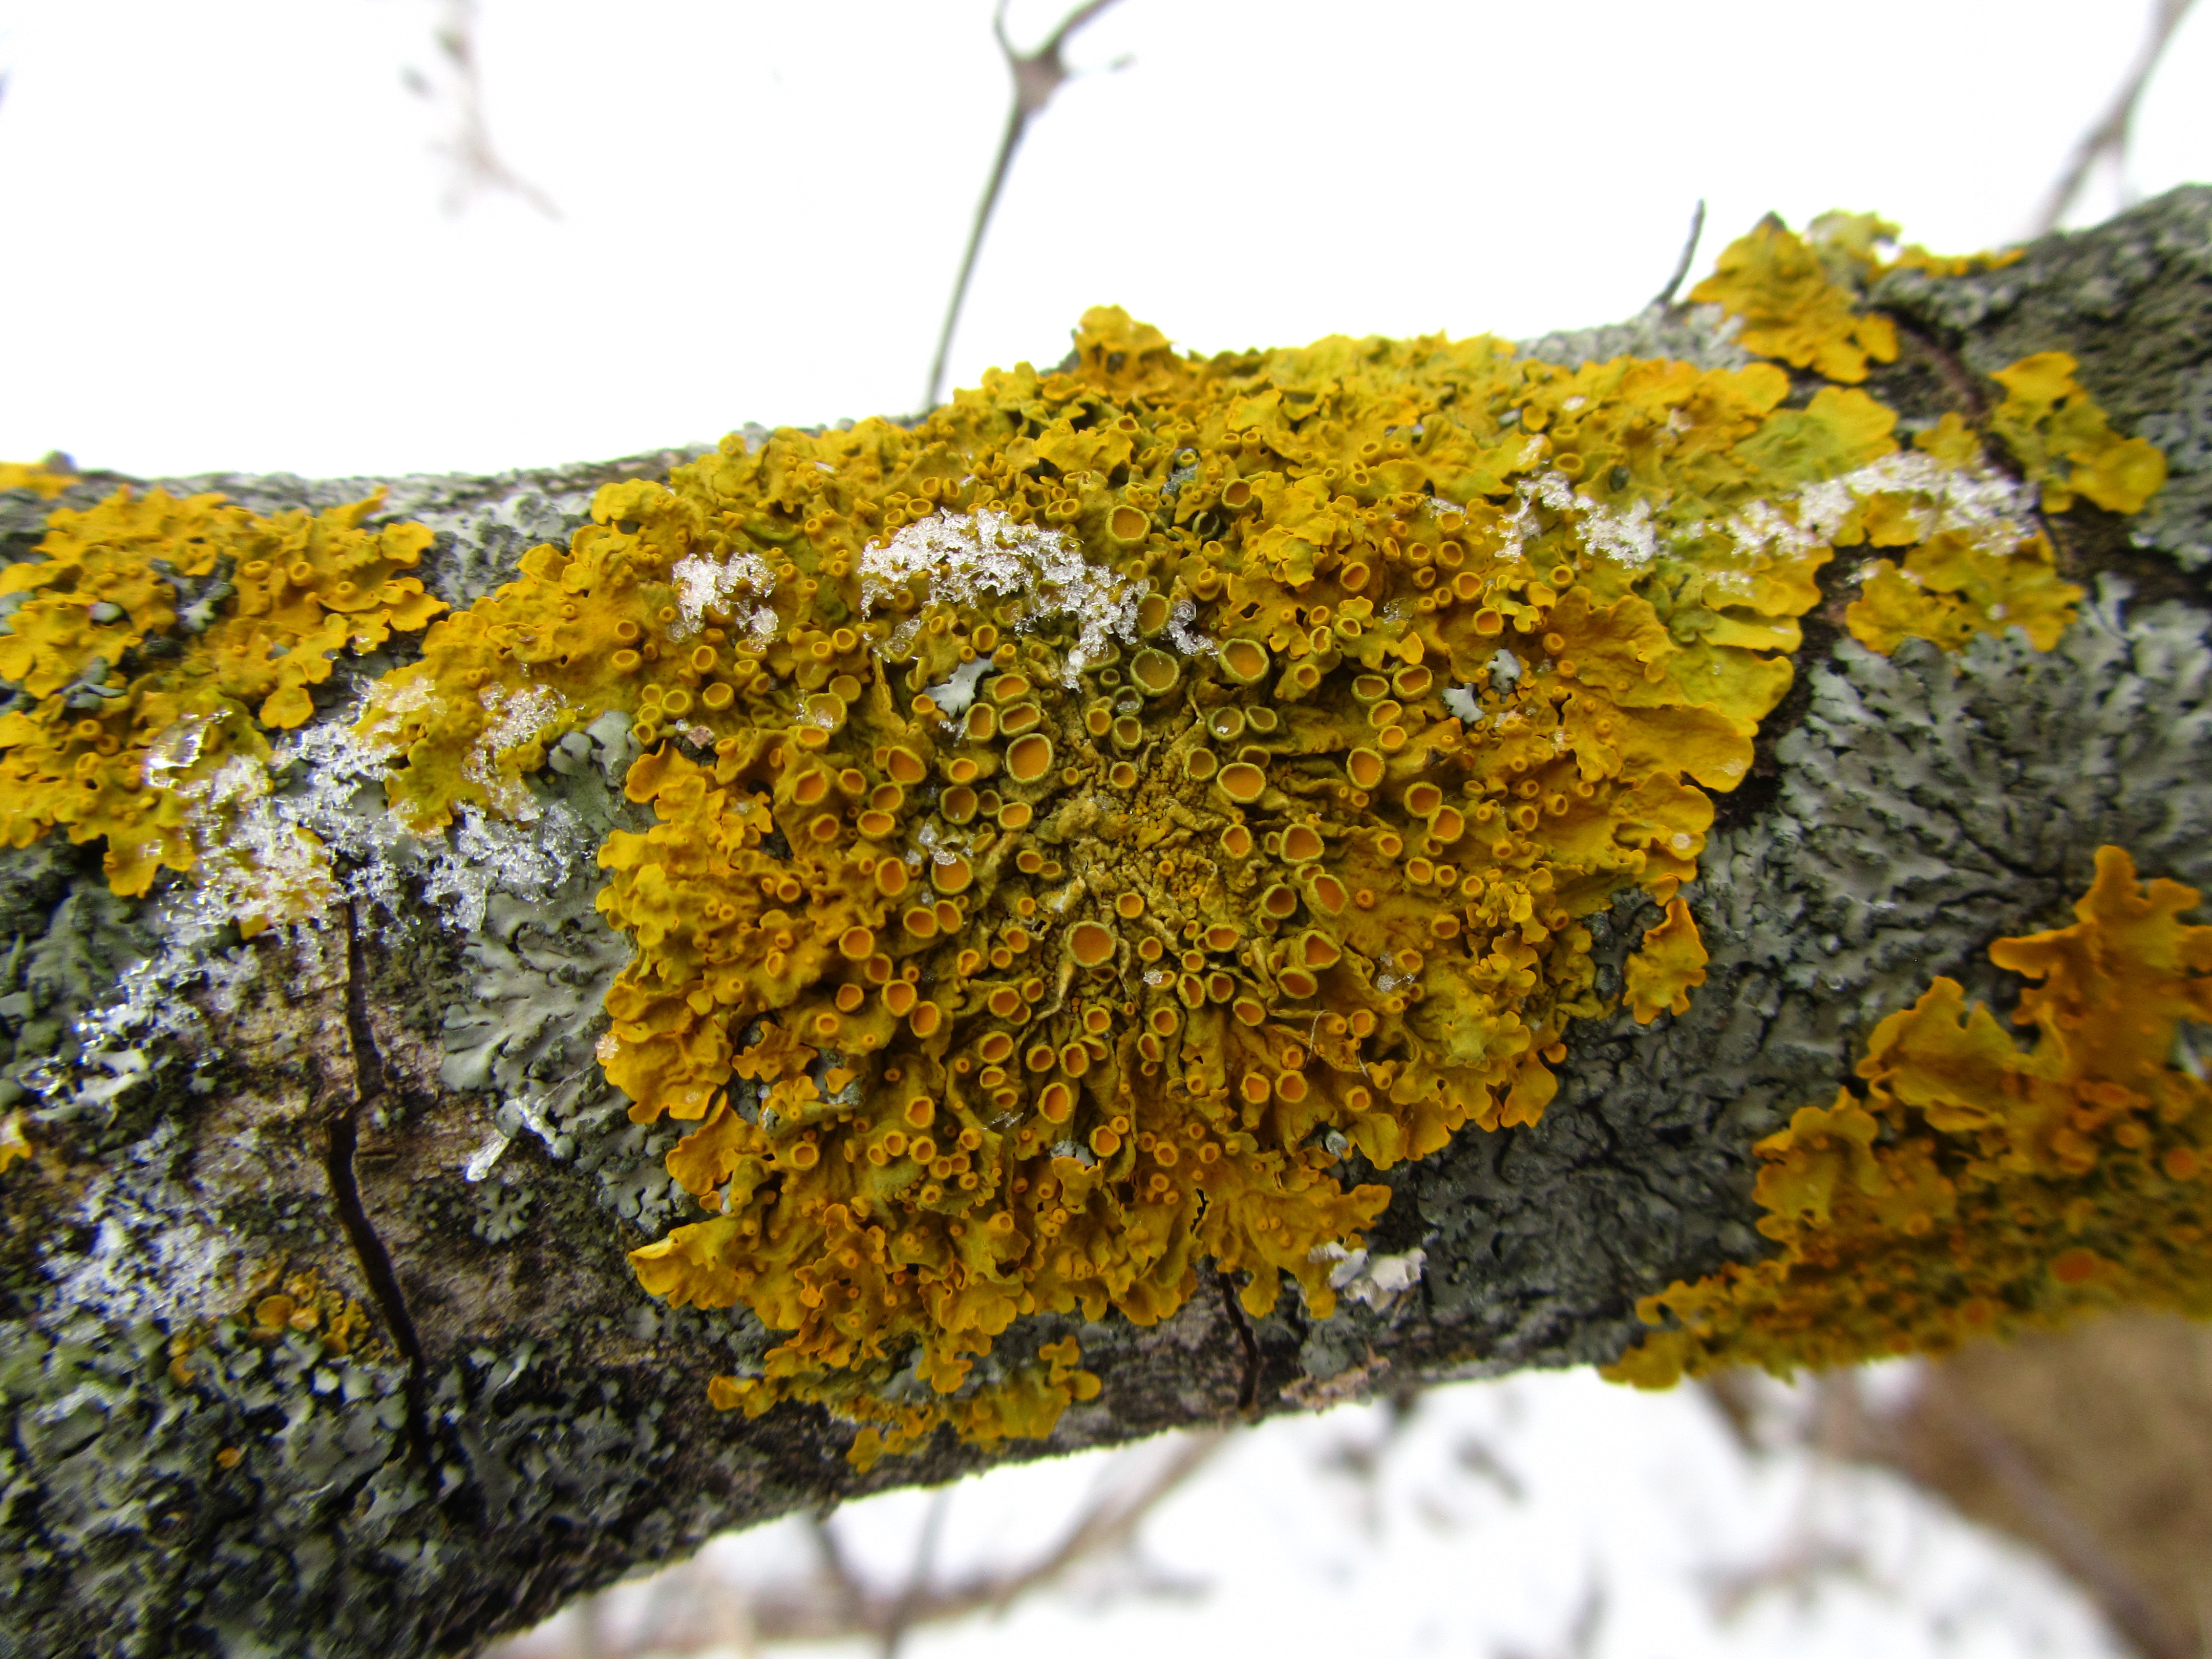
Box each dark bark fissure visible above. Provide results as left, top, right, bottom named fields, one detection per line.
left=326, top=901, right=432, bottom=1470
left=1216, top=1269, right=1263, bottom=1415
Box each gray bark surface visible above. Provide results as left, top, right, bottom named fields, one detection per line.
left=4, top=187, right=2209, bottom=1659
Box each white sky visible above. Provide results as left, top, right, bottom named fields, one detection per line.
left=513, top=1368, right=2124, bottom=1659
left=0, top=0, right=2205, bottom=480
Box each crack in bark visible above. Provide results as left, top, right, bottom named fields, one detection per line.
left=328, top=900, right=433, bottom=1469
left=1215, top=1268, right=1262, bottom=1415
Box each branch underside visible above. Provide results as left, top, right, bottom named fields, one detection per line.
left=1, top=188, right=2209, bottom=1659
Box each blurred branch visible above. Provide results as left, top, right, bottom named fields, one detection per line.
left=2028, top=0, right=2197, bottom=235
left=877, top=1487, right=948, bottom=1659
left=405, top=0, right=559, bottom=219
left=488, top=1429, right=1226, bottom=1658
left=1493, top=1574, right=1606, bottom=1659
left=1905, top=1371, right=2191, bottom=1659
left=1650, top=199, right=1707, bottom=310
left=922, top=0, right=1128, bottom=413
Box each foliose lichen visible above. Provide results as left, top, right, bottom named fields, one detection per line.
left=0, top=488, right=444, bottom=905
left=325, top=208, right=2150, bottom=1460
left=1607, top=845, right=2212, bottom=1385
left=0, top=202, right=2179, bottom=1471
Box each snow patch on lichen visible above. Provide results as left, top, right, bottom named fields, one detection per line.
left=861, top=510, right=1146, bottom=681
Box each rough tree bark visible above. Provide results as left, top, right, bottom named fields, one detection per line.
left=3, top=187, right=2209, bottom=1659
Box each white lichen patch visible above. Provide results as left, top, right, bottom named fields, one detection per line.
left=24, top=696, right=619, bottom=1120
left=922, top=656, right=991, bottom=724
left=860, top=510, right=1148, bottom=682
left=39, top=1121, right=238, bottom=1328
left=463, top=1127, right=511, bottom=1183
left=1310, top=1243, right=1429, bottom=1311
left=1493, top=449, right=2040, bottom=581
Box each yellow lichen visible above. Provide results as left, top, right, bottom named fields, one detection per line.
left=1606, top=846, right=2212, bottom=1388
left=1690, top=216, right=1899, bottom=384
left=1623, top=897, right=1707, bottom=1024
left=1844, top=525, right=2082, bottom=656
left=353, top=219, right=2120, bottom=1458
left=1989, top=351, right=2168, bottom=515
left=0, top=1109, right=31, bottom=1174
left=0, top=487, right=443, bottom=896
left=0, top=460, right=76, bottom=499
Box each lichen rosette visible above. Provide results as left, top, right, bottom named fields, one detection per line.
left=346, top=250, right=2107, bottom=1456
left=0, top=209, right=2190, bottom=1463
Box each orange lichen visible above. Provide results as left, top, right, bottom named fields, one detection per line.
left=1843, top=477, right=2084, bottom=656
left=1989, top=351, right=2169, bottom=515
left=0, top=460, right=76, bottom=499
left=1690, top=216, right=1899, bottom=384
left=0, top=487, right=442, bottom=895
left=1607, top=846, right=2212, bottom=1387
left=350, top=209, right=2167, bottom=1459
left=1839, top=350, right=2176, bottom=657
left=238, top=1263, right=373, bottom=1356
left=1623, top=897, right=1707, bottom=1024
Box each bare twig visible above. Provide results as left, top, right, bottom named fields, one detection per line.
left=406, top=0, right=559, bottom=219
left=1707, top=1535, right=1878, bottom=1622
left=2028, top=0, right=2198, bottom=236
left=1650, top=199, right=1707, bottom=310
left=922, top=0, right=1127, bottom=412
left=1493, top=1573, right=1607, bottom=1659
left=1909, top=1373, right=2192, bottom=1659
left=878, top=1487, right=949, bottom=1659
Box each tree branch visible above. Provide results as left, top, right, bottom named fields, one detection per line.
left=2, top=188, right=2210, bottom=1659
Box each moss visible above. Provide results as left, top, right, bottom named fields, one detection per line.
left=1607, top=845, right=2212, bottom=1386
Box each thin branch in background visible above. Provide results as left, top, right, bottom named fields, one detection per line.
left=1650, top=198, right=1707, bottom=310
left=1451, top=1431, right=1526, bottom=1504
left=1907, top=1374, right=2192, bottom=1659
left=484, top=1429, right=1227, bottom=1658
left=804, top=1501, right=868, bottom=1632
left=1706, top=1535, right=1879, bottom=1623
left=403, top=0, right=558, bottom=219
left=1493, top=1573, right=1607, bottom=1659
left=2028, top=0, right=2197, bottom=236
left=922, top=0, right=1128, bottom=413
left=878, top=1487, right=949, bottom=1659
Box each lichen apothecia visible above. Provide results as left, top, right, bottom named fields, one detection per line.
left=0, top=209, right=2173, bottom=1462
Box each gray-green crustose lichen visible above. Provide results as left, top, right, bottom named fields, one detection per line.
left=1874, top=183, right=2212, bottom=573
left=1375, top=576, right=2212, bottom=1383
left=2133, top=365, right=2212, bottom=570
